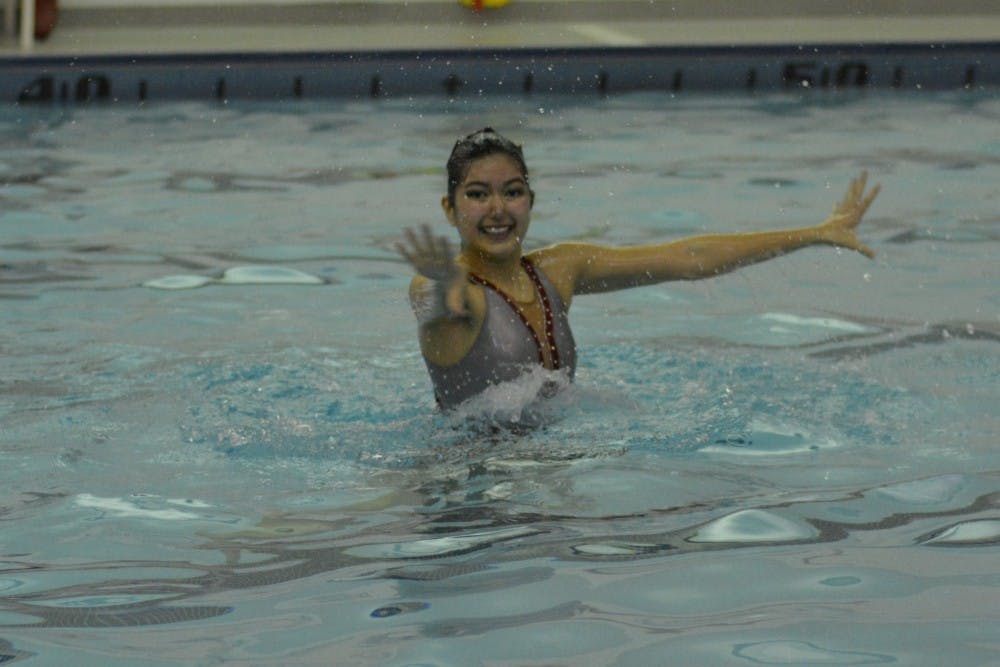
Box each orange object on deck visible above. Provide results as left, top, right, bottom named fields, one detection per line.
left=459, top=0, right=512, bottom=10
left=35, top=0, right=58, bottom=39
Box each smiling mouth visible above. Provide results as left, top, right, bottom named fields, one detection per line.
left=481, top=223, right=515, bottom=238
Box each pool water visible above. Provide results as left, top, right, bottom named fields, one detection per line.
left=1, top=90, right=998, bottom=665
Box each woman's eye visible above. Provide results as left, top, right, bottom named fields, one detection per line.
left=504, top=187, right=526, bottom=199
left=464, top=190, right=487, bottom=201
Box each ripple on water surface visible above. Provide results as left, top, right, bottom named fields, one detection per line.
left=142, top=265, right=325, bottom=289
left=689, top=509, right=818, bottom=544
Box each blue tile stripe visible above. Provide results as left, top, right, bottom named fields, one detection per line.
left=2, top=42, right=996, bottom=103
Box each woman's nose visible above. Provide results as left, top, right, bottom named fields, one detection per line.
left=489, top=192, right=507, bottom=215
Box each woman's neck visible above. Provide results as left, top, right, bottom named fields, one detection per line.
left=460, top=250, right=521, bottom=281
left=460, top=251, right=535, bottom=301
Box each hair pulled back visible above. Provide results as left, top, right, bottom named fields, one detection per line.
left=446, top=128, right=531, bottom=207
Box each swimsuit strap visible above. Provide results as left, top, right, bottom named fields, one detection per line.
left=520, top=258, right=562, bottom=370
left=467, top=257, right=561, bottom=370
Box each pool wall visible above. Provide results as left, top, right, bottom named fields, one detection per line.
left=5, top=42, right=999, bottom=104
left=2, top=1, right=999, bottom=102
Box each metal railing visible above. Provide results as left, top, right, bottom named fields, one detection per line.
left=3, top=0, right=35, bottom=50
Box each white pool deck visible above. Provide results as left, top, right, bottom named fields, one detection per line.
left=2, top=0, right=999, bottom=57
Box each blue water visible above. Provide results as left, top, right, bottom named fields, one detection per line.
left=1, top=90, right=998, bottom=666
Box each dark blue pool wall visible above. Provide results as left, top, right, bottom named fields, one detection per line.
left=3, top=42, right=998, bottom=104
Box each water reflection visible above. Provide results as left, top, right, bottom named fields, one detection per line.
left=1, top=472, right=996, bottom=630
left=0, top=637, right=35, bottom=663
left=733, top=640, right=896, bottom=664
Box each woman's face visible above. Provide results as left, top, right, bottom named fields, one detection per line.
left=443, top=153, right=533, bottom=264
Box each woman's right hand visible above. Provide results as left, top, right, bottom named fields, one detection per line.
left=397, top=225, right=462, bottom=281
left=397, top=225, right=469, bottom=318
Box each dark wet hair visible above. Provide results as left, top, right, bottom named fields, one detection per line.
left=446, top=127, right=531, bottom=207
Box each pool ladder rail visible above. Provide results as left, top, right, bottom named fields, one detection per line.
left=3, top=0, right=58, bottom=50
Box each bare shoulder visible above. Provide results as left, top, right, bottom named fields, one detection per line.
left=418, top=281, right=488, bottom=367
left=526, top=241, right=597, bottom=269
left=525, top=242, right=601, bottom=303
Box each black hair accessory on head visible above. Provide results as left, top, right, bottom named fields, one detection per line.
left=450, top=127, right=499, bottom=155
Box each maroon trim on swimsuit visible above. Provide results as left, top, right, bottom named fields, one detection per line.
left=520, top=258, right=562, bottom=370
left=467, top=257, right=562, bottom=370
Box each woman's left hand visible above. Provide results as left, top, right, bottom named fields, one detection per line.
left=819, top=171, right=880, bottom=259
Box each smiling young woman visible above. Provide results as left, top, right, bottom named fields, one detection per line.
left=397, top=128, right=880, bottom=410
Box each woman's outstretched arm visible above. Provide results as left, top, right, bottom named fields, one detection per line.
left=535, top=171, right=880, bottom=296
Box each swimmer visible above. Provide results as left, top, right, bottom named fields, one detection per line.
left=397, top=128, right=879, bottom=409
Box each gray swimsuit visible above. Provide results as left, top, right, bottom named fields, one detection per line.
left=425, top=258, right=577, bottom=409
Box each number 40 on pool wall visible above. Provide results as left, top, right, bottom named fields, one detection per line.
left=18, top=75, right=116, bottom=103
